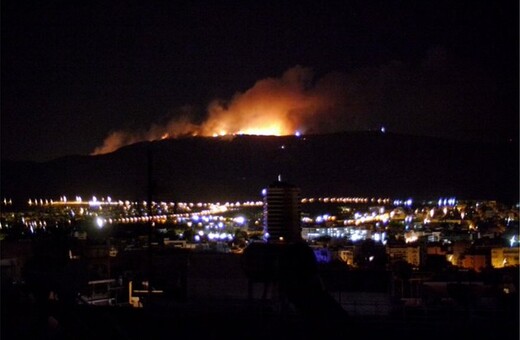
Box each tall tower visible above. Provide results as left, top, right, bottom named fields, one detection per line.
left=263, top=177, right=302, bottom=243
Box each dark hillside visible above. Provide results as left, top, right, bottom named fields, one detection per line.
left=1, top=132, right=518, bottom=204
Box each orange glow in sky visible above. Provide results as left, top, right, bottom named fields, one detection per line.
left=92, top=66, right=348, bottom=155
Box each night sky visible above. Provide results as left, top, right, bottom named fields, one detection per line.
left=1, top=0, right=518, bottom=161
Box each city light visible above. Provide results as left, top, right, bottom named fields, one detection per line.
left=3, top=193, right=517, bottom=273
left=96, top=217, right=105, bottom=228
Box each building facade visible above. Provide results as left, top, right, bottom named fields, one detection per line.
left=386, top=245, right=421, bottom=267
left=263, top=179, right=302, bottom=243
left=491, top=247, right=520, bottom=268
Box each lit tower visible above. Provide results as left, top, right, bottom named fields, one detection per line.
left=263, top=176, right=302, bottom=243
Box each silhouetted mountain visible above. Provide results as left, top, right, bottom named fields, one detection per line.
left=1, top=132, right=518, bottom=204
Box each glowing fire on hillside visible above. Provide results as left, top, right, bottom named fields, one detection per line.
left=92, top=65, right=349, bottom=155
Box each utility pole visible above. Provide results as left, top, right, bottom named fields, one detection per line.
left=147, top=142, right=154, bottom=307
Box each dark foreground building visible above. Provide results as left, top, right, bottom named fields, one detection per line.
left=2, top=245, right=519, bottom=340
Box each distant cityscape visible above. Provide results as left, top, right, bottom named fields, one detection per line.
left=2, top=191, right=518, bottom=270
left=1, top=181, right=519, bottom=339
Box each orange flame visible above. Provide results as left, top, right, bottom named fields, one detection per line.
left=92, top=65, right=349, bottom=155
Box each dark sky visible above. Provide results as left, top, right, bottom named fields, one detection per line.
left=1, top=0, right=518, bottom=161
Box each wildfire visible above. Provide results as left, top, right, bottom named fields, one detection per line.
left=210, top=122, right=290, bottom=137
left=205, top=120, right=292, bottom=138
left=92, top=65, right=349, bottom=155
left=236, top=125, right=286, bottom=136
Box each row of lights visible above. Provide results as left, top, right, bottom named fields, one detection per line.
left=16, top=196, right=461, bottom=209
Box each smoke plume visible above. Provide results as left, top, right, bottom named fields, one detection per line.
left=92, top=50, right=506, bottom=156
left=91, top=66, right=351, bottom=155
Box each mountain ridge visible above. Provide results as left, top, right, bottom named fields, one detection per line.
left=1, top=132, right=518, bottom=204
